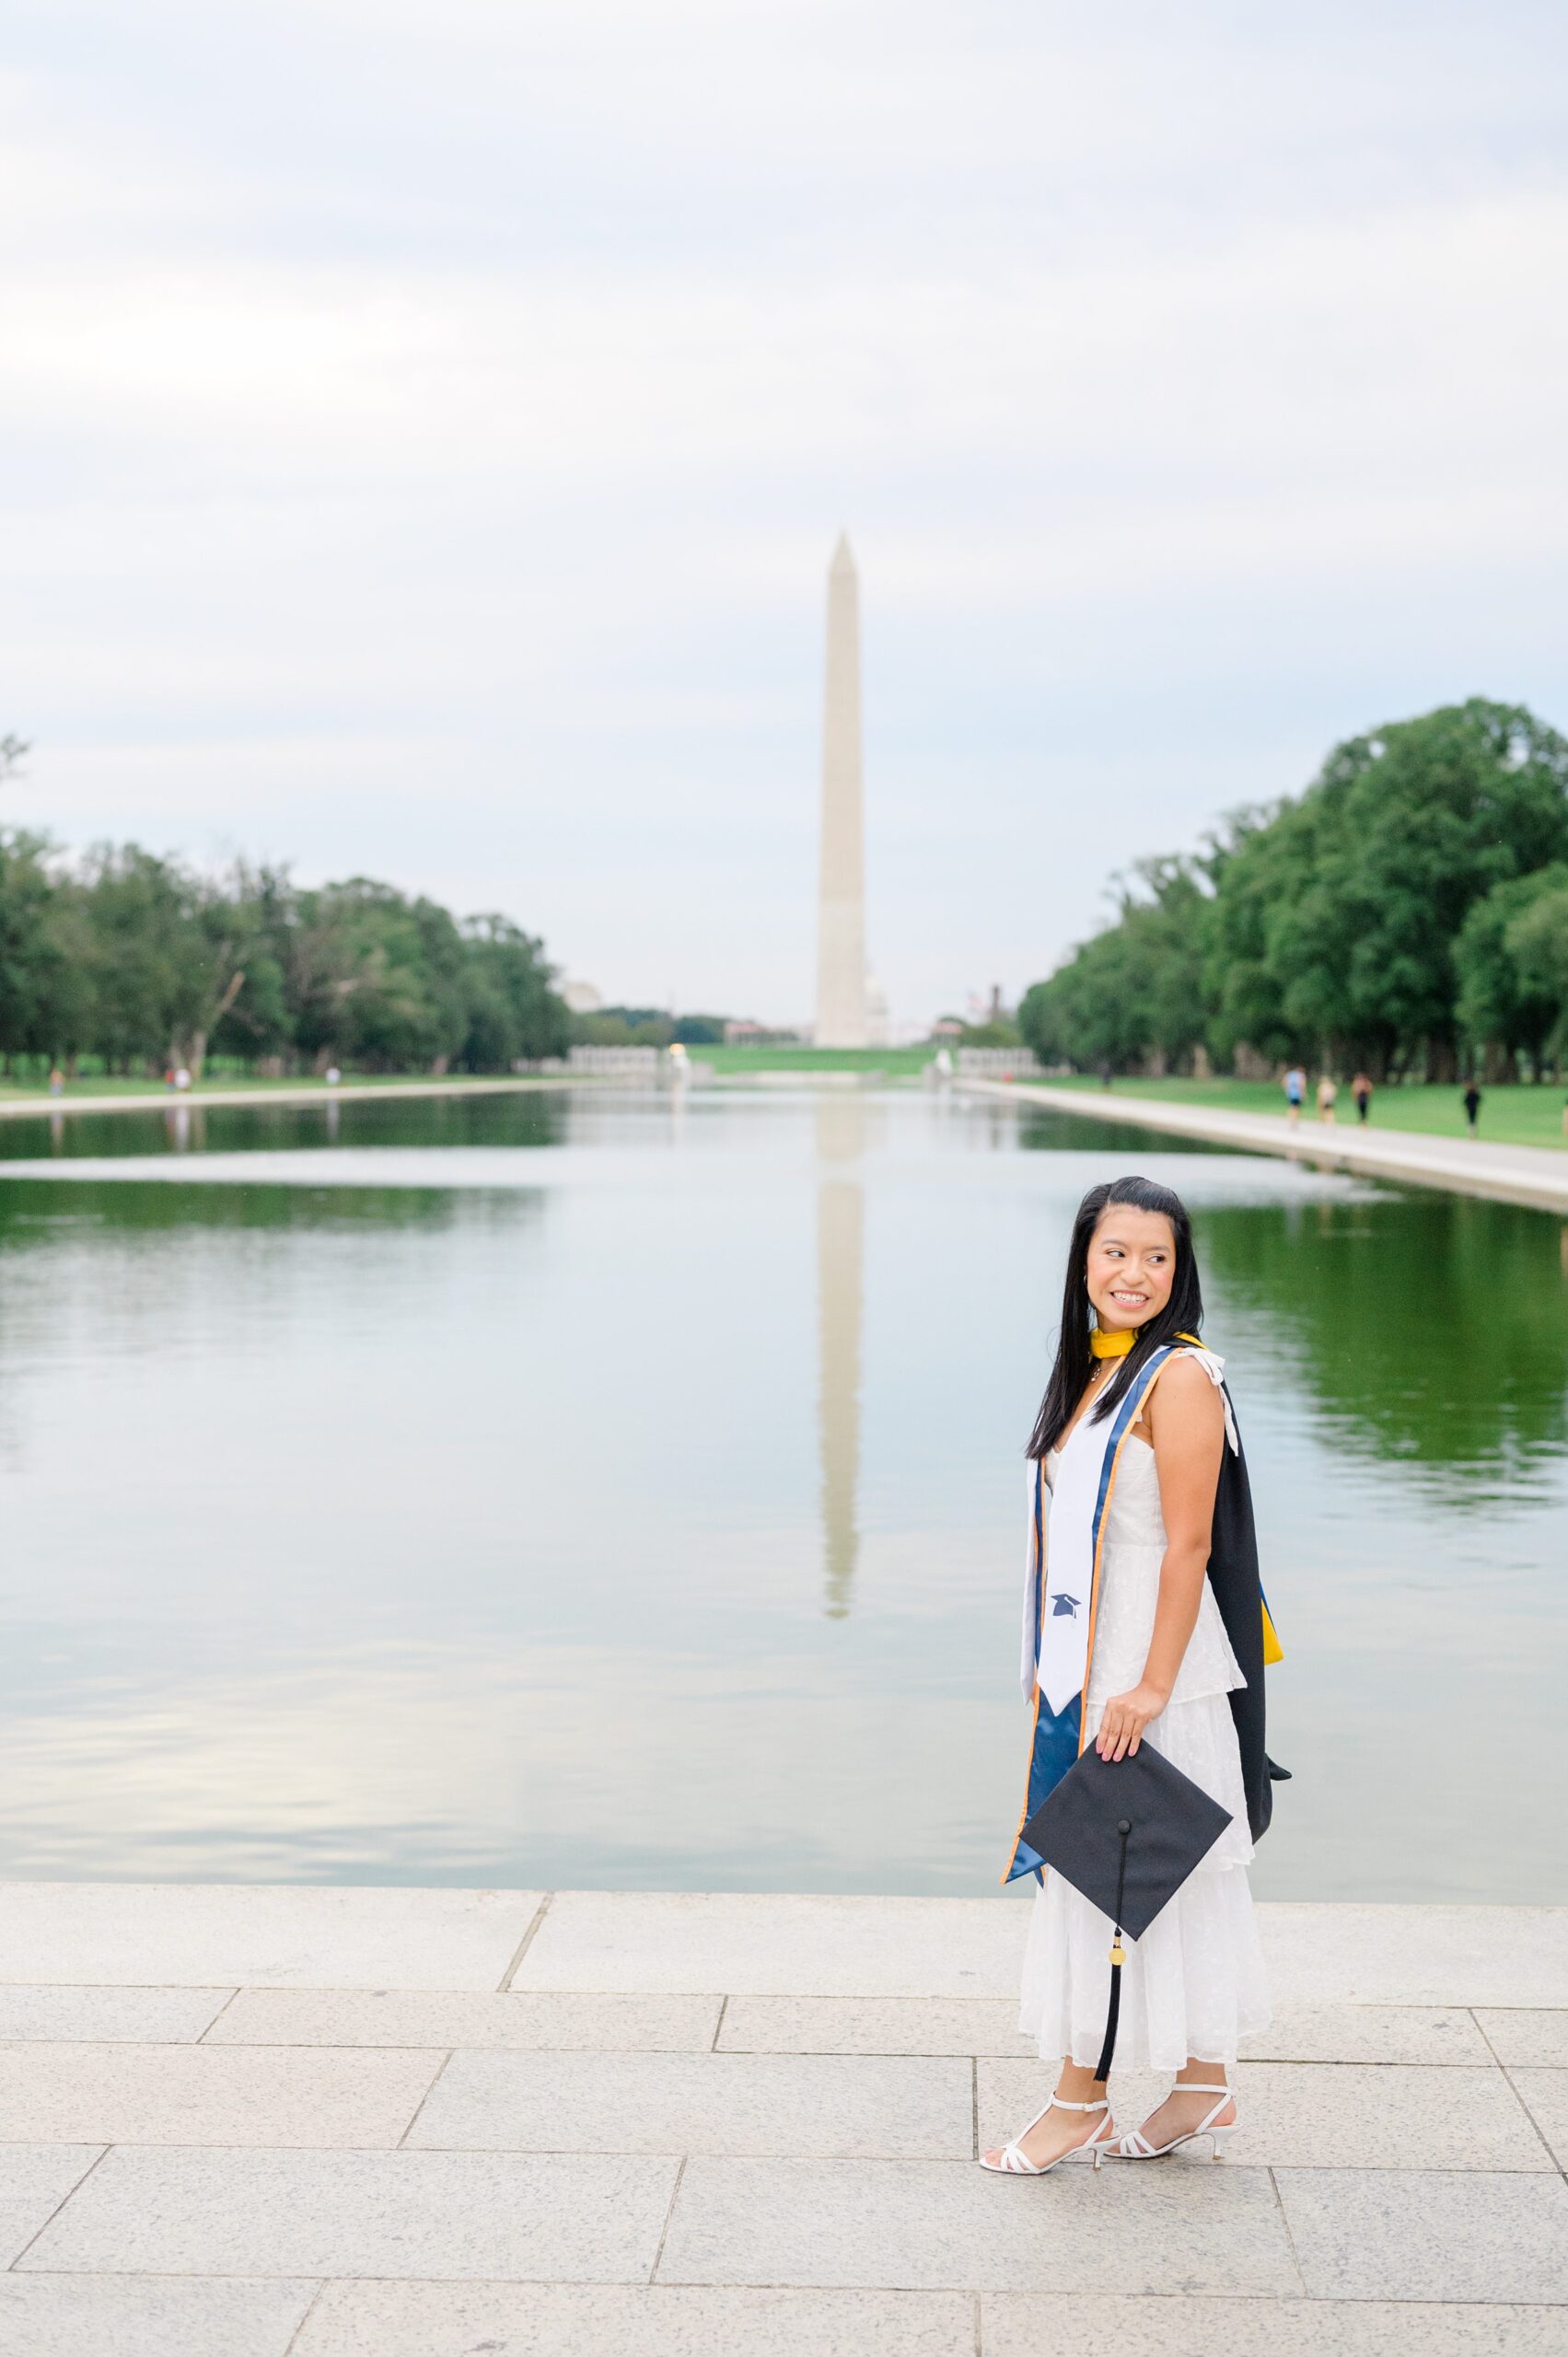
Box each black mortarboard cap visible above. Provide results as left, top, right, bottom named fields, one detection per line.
left=1022, top=1742, right=1234, bottom=2078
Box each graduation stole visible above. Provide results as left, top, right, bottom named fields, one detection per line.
left=1004, top=1338, right=1281, bottom=1887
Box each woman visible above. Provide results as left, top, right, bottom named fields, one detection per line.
left=981, top=1176, right=1279, bottom=2175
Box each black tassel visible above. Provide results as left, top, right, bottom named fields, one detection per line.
left=1094, top=1820, right=1132, bottom=2084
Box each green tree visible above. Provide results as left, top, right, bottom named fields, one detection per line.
left=286, top=880, right=468, bottom=1074
left=1454, top=864, right=1568, bottom=1077
left=1503, top=868, right=1568, bottom=1064
left=1027, top=698, right=1568, bottom=1082
left=78, top=846, right=210, bottom=1073
left=1019, top=857, right=1210, bottom=1073
left=207, top=864, right=296, bottom=1070
left=459, top=915, right=569, bottom=1068
left=0, top=831, right=71, bottom=1067
left=0, top=737, right=576, bottom=1081
left=1199, top=798, right=1317, bottom=1068
left=1207, top=700, right=1568, bottom=1079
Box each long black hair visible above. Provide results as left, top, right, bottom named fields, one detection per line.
left=1025, top=1175, right=1202, bottom=1458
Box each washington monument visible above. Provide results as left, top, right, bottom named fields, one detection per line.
left=814, top=534, right=867, bottom=1048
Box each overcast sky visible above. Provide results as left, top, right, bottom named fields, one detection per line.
left=6, top=1, right=1567, bottom=1026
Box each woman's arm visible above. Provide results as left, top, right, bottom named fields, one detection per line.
left=1095, top=1356, right=1225, bottom=1761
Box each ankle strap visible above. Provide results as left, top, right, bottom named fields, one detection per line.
left=1179, top=2083, right=1230, bottom=2096
left=1051, top=2094, right=1109, bottom=2112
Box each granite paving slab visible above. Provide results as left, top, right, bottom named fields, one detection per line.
left=516, top=1893, right=1028, bottom=1997
left=19, top=2146, right=680, bottom=2282
left=1229, top=2060, right=1551, bottom=2172
left=0, top=1888, right=1563, bottom=2331
left=1508, top=2071, right=1568, bottom=2170
left=1238, top=2003, right=1492, bottom=2065
left=1481, top=2012, right=1568, bottom=2068
left=0, top=2274, right=316, bottom=2357
left=205, top=1989, right=722, bottom=2052
left=294, top=2282, right=978, bottom=2356
left=0, top=2147, right=102, bottom=2269
left=0, top=2040, right=442, bottom=2149
left=977, top=2059, right=1551, bottom=2172
left=981, top=2293, right=1568, bottom=2354
left=656, top=2155, right=1299, bottom=2293
left=714, top=1995, right=1490, bottom=2063
left=1260, top=1907, right=1568, bottom=2008
left=718, top=1998, right=1034, bottom=2057
left=1275, top=2167, right=1568, bottom=2303
left=406, top=2049, right=973, bottom=2159
left=0, top=1883, right=542, bottom=1991
left=0, top=1986, right=231, bottom=2044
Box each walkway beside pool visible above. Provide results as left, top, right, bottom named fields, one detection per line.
left=962, top=1076, right=1568, bottom=1213
left=0, top=1075, right=585, bottom=1125
left=0, top=1884, right=1562, bottom=2352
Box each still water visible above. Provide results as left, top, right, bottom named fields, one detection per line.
left=0, top=1084, right=1562, bottom=1903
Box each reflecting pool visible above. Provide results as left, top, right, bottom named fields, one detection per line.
left=0, top=1083, right=1562, bottom=1901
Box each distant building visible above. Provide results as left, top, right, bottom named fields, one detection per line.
left=561, top=981, right=603, bottom=1016
left=966, top=985, right=1016, bottom=1028
left=724, top=1018, right=810, bottom=1046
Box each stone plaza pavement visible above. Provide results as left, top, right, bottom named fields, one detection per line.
left=0, top=1887, right=1561, bottom=2354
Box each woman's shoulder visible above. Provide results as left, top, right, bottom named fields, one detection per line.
left=1147, top=1346, right=1226, bottom=1428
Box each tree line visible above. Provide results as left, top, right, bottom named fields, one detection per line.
left=0, top=814, right=569, bottom=1081
left=1018, top=700, right=1568, bottom=1084
left=573, top=1004, right=730, bottom=1048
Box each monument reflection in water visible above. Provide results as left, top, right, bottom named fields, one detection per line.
left=816, top=1091, right=871, bottom=1620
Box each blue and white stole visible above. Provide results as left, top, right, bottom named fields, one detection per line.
left=1003, top=1341, right=1238, bottom=1886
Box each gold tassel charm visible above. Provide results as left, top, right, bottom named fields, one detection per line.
left=1109, top=1943, right=1126, bottom=1968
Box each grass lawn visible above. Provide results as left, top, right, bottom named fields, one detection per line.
left=694, top=1044, right=936, bottom=1076
left=0, top=1072, right=546, bottom=1103
left=1042, top=1073, right=1568, bottom=1153
left=0, top=1052, right=943, bottom=1103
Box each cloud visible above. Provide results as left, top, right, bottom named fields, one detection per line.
left=3, top=4, right=1566, bottom=1018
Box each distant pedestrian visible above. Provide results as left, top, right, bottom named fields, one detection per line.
left=1283, top=1065, right=1306, bottom=1126
left=325, top=1065, right=342, bottom=1087
left=1352, top=1073, right=1373, bottom=1124
left=1316, top=1075, right=1337, bottom=1123
left=47, top=1067, right=63, bottom=1097
left=1098, top=1061, right=1112, bottom=1092
left=1463, top=1084, right=1481, bottom=1136
left=174, top=1066, right=192, bottom=1092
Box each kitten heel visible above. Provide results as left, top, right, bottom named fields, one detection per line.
left=980, top=2094, right=1117, bottom=2176
left=1114, top=2083, right=1237, bottom=2161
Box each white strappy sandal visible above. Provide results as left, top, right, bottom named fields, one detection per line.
left=979, top=2093, right=1118, bottom=2176
left=1114, top=2083, right=1237, bottom=2160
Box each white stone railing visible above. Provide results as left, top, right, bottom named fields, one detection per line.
left=954, top=1046, right=1040, bottom=1074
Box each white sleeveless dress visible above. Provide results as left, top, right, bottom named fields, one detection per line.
left=1016, top=1421, right=1272, bottom=2071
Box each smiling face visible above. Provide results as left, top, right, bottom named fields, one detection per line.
left=1086, top=1204, right=1178, bottom=1333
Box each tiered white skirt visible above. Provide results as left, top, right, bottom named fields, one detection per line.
left=1016, top=1688, right=1272, bottom=2073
